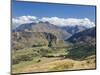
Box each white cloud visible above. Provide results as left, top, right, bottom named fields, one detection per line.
left=40, top=17, right=95, bottom=27
left=12, top=15, right=37, bottom=24
left=12, top=16, right=95, bottom=29
left=12, top=16, right=37, bottom=29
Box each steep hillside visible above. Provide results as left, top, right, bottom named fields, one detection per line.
left=67, top=27, right=96, bottom=43
left=12, top=32, right=68, bottom=50
left=66, top=27, right=96, bottom=60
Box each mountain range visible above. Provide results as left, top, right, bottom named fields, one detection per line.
left=12, top=21, right=96, bottom=50
left=12, top=21, right=89, bottom=40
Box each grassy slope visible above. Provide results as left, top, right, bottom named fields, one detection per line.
left=12, top=46, right=96, bottom=74
left=12, top=55, right=95, bottom=74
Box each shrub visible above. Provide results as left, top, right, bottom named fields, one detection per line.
left=12, top=54, right=33, bottom=65
left=18, top=54, right=33, bottom=61
left=39, top=48, right=50, bottom=57
left=12, top=58, right=20, bottom=65
left=37, top=59, right=41, bottom=63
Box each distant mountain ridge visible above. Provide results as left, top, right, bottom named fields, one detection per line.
left=67, top=27, right=96, bottom=43
left=12, top=21, right=88, bottom=40
left=60, top=25, right=87, bottom=34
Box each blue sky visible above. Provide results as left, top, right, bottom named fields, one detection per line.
left=12, top=0, right=96, bottom=22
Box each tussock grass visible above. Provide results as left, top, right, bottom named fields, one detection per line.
left=12, top=56, right=96, bottom=74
